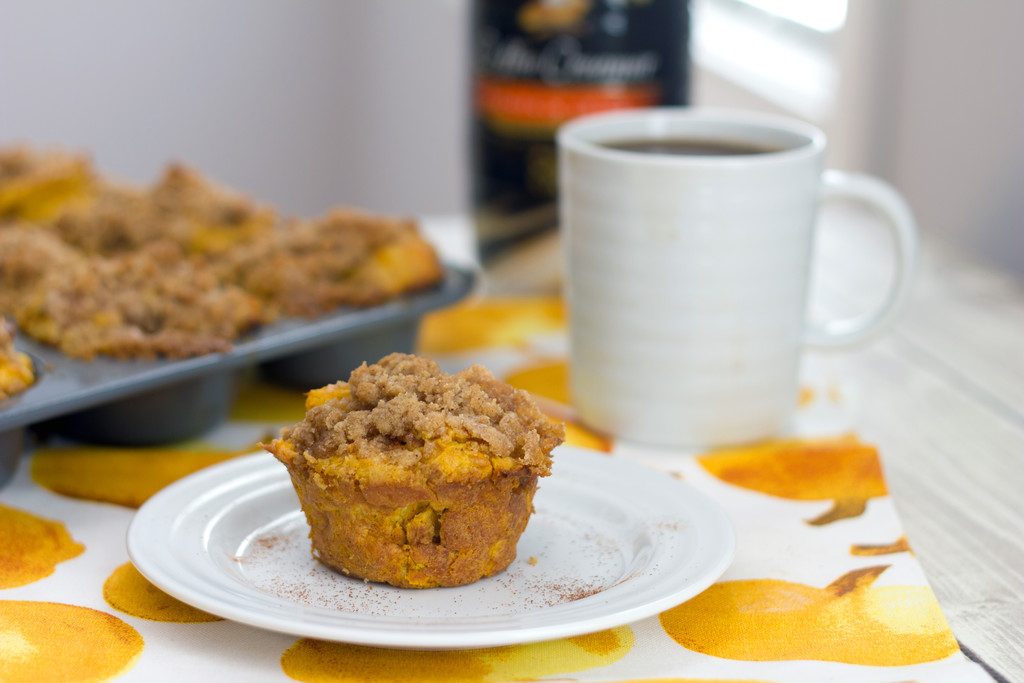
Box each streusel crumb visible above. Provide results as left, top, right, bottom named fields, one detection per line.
left=49, top=182, right=166, bottom=255
left=0, top=147, right=93, bottom=221
left=149, top=163, right=277, bottom=254
left=217, top=209, right=442, bottom=316
left=0, top=147, right=444, bottom=360
left=283, top=353, right=564, bottom=474
left=14, top=241, right=265, bottom=359
left=0, top=226, right=84, bottom=315
left=0, top=318, right=35, bottom=400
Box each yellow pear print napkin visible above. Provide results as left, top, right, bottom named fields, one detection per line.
left=0, top=296, right=992, bottom=682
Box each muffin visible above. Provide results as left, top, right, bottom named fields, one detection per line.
left=217, top=208, right=444, bottom=317
left=0, top=226, right=85, bottom=317
left=264, top=353, right=564, bottom=588
left=147, top=163, right=277, bottom=255
left=47, top=181, right=164, bottom=255
left=0, top=145, right=447, bottom=361
left=14, top=240, right=265, bottom=360
left=0, top=147, right=94, bottom=222
left=0, top=319, right=34, bottom=400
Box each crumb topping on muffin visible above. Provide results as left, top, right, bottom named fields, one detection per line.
left=215, top=209, right=441, bottom=316
left=0, top=147, right=444, bottom=360
left=14, top=240, right=264, bottom=359
left=0, top=147, right=93, bottom=221
left=281, top=353, right=564, bottom=476
left=0, top=226, right=84, bottom=314
left=0, top=318, right=34, bottom=400
left=49, top=182, right=167, bottom=255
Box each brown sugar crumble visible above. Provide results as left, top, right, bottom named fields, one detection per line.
left=216, top=208, right=441, bottom=317
left=14, top=240, right=265, bottom=359
left=0, top=318, right=35, bottom=400
left=0, top=147, right=443, bottom=360
left=527, top=556, right=538, bottom=566
left=0, top=227, right=84, bottom=315
left=282, top=354, right=564, bottom=474
left=49, top=182, right=168, bottom=255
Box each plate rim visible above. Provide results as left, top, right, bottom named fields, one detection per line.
left=127, top=446, right=735, bottom=649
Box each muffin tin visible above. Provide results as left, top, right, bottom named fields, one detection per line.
left=0, top=265, right=474, bottom=487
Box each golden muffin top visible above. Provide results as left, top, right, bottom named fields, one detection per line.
left=0, top=146, right=444, bottom=361
left=274, top=353, right=564, bottom=478
left=0, top=318, right=34, bottom=400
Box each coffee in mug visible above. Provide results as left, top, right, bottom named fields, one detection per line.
left=602, top=138, right=782, bottom=156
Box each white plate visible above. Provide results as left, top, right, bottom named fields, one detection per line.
left=128, top=446, right=735, bottom=649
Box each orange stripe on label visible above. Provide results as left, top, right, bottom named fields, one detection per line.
left=477, top=78, right=659, bottom=128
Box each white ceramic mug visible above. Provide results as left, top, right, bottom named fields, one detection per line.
left=557, top=108, right=917, bottom=448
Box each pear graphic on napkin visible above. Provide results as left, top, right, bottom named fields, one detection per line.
left=504, top=358, right=571, bottom=405
left=104, top=562, right=221, bottom=623
left=281, top=625, right=633, bottom=682
left=0, top=503, right=84, bottom=589
left=31, top=443, right=251, bottom=508
left=698, top=435, right=886, bottom=525
left=0, top=601, right=143, bottom=682
left=418, top=298, right=564, bottom=354
left=659, top=565, right=957, bottom=665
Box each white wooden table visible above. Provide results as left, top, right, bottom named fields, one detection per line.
left=423, top=212, right=1024, bottom=682
left=809, top=204, right=1024, bottom=682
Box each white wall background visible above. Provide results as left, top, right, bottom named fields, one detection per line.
left=869, top=1, right=1024, bottom=278
left=0, top=0, right=470, bottom=217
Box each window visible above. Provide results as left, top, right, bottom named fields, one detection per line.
left=691, top=0, right=847, bottom=121
left=732, top=0, right=847, bottom=33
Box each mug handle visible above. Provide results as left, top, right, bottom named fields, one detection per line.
left=803, top=170, right=919, bottom=348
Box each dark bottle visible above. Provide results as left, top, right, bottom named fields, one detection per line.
left=472, top=0, right=690, bottom=260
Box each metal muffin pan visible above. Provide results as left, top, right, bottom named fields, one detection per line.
left=0, top=266, right=474, bottom=486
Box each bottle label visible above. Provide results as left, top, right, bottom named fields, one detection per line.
left=477, top=78, right=660, bottom=133
left=473, top=0, right=688, bottom=253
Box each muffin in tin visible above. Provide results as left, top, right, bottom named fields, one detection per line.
left=264, top=353, right=564, bottom=588
left=0, top=319, right=34, bottom=400
left=0, top=147, right=446, bottom=361
left=0, top=147, right=93, bottom=222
